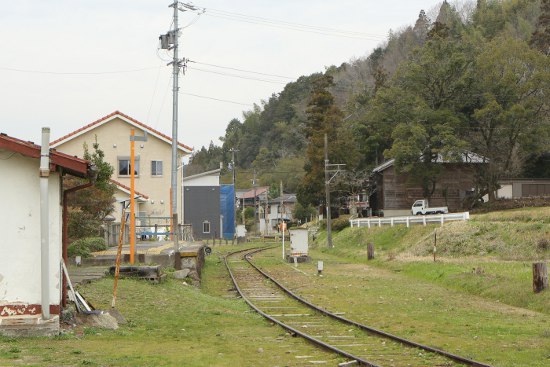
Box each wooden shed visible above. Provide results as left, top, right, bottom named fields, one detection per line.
left=370, top=154, right=484, bottom=217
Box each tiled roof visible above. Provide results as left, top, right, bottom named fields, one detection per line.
left=269, top=194, right=297, bottom=204
left=50, top=111, right=193, bottom=152
left=0, top=132, right=89, bottom=177
left=242, top=186, right=269, bottom=199
left=110, top=179, right=149, bottom=200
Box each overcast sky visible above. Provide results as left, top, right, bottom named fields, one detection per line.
left=0, top=0, right=442, bottom=153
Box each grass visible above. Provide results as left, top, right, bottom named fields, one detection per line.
left=0, top=244, right=339, bottom=367
left=256, top=246, right=550, bottom=367
left=2, top=207, right=550, bottom=366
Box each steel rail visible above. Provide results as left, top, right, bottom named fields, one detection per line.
left=244, top=246, right=494, bottom=367
left=224, top=246, right=379, bottom=366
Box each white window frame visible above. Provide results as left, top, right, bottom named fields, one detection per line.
left=202, top=221, right=211, bottom=234
left=118, top=156, right=140, bottom=177
left=151, top=160, right=163, bottom=177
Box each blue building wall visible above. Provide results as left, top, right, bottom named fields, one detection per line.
left=220, top=184, right=235, bottom=239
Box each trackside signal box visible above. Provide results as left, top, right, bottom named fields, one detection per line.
left=288, top=228, right=309, bottom=262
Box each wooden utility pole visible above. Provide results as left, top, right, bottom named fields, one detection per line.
left=324, top=134, right=332, bottom=248
left=253, top=170, right=258, bottom=235
left=324, top=133, right=345, bottom=248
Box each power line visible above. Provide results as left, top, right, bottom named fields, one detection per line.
left=187, top=66, right=288, bottom=84
left=0, top=66, right=158, bottom=75
left=182, top=92, right=254, bottom=106
left=199, top=7, right=386, bottom=41
left=189, top=60, right=296, bottom=80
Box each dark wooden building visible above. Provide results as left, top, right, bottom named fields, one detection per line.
left=370, top=155, right=484, bottom=217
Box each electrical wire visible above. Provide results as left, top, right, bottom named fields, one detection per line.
left=188, top=60, right=295, bottom=80
left=0, top=66, right=158, bottom=75
left=199, top=7, right=386, bottom=41
left=205, top=13, right=383, bottom=41
left=146, top=64, right=164, bottom=126
left=182, top=92, right=254, bottom=106
left=187, top=66, right=288, bottom=84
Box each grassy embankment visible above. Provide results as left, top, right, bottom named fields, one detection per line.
left=241, top=207, right=550, bottom=366
left=315, top=207, right=550, bottom=313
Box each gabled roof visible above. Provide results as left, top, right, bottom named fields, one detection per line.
left=373, top=152, right=487, bottom=173
left=0, top=132, right=90, bottom=177
left=241, top=186, right=269, bottom=199
left=269, top=193, right=297, bottom=204
left=50, top=111, right=193, bottom=153
left=110, top=179, right=149, bottom=200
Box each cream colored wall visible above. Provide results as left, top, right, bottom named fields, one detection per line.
left=54, top=117, right=186, bottom=220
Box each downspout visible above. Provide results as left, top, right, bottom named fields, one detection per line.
left=39, top=128, right=51, bottom=320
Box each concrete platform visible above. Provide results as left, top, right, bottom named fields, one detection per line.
left=70, top=241, right=207, bottom=282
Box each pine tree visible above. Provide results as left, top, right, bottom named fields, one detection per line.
left=298, top=75, right=343, bottom=207
left=413, top=10, right=430, bottom=39
left=530, top=0, right=550, bottom=55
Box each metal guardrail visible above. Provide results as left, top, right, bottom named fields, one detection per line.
left=349, top=212, right=470, bottom=228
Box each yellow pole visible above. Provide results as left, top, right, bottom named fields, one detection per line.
left=112, top=208, right=127, bottom=308
left=130, top=129, right=135, bottom=265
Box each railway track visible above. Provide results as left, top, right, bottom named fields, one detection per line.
left=225, top=246, right=494, bottom=367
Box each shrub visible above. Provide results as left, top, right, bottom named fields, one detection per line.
left=68, top=237, right=107, bottom=258
left=331, top=216, right=351, bottom=232
left=537, top=238, right=549, bottom=251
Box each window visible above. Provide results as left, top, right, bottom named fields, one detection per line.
left=118, top=156, right=140, bottom=176
left=151, top=160, right=163, bottom=176
left=202, top=221, right=211, bottom=234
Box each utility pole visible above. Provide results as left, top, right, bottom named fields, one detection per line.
left=160, top=1, right=196, bottom=254
left=252, top=170, right=258, bottom=235
left=230, top=148, right=239, bottom=236
left=280, top=180, right=284, bottom=259
left=324, top=133, right=345, bottom=248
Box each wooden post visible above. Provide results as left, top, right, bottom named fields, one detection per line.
left=433, top=229, right=437, bottom=262
left=533, top=262, right=548, bottom=293
left=367, top=243, right=375, bottom=260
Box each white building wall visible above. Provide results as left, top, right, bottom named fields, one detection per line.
left=0, top=153, right=61, bottom=312
left=496, top=184, right=513, bottom=199
left=183, top=174, right=219, bottom=187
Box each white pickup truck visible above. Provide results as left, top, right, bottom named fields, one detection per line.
left=411, top=199, right=448, bottom=215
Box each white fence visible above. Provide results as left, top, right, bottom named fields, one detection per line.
left=349, top=212, right=470, bottom=228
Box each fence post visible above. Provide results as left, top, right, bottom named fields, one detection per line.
left=367, top=243, right=375, bottom=260
left=533, top=262, right=548, bottom=293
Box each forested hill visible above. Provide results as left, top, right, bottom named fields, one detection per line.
left=187, top=0, right=549, bottom=210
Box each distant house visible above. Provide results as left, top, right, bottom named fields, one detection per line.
left=496, top=178, right=550, bottom=199
left=50, top=111, right=193, bottom=224
left=182, top=169, right=235, bottom=240
left=0, top=131, right=91, bottom=337
left=370, top=153, right=485, bottom=217
left=238, top=186, right=269, bottom=209
left=262, top=194, right=297, bottom=233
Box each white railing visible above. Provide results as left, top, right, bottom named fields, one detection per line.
left=349, top=212, right=469, bottom=228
